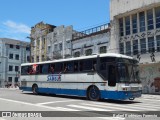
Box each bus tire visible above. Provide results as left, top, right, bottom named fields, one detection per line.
left=32, top=84, right=38, bottom=94
left=87, top=85, right=100, bottom=101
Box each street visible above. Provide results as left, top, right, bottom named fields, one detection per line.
left=0, top=88, right=160, bottom=120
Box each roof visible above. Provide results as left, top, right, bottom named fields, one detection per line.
left=0, top=38, right=29, bottom=46
left=21, top=53, right=134, bottom=66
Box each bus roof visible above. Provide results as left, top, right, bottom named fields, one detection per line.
left=21, top=53, right=134, bottom=66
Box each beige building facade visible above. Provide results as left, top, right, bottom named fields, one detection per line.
left=110, top=0, right=160, bottom=63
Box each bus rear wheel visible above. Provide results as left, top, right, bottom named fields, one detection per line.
left=32, top=84, right=38, bottom=94
left=87, top=86, right=100, bottom=101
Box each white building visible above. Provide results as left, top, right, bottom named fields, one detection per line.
left=47, top=25, right=73, bottom=60
left=72, top=24, right=110, bottom=57
left=110, top=0, right=160, bottom=63
left=0, top=38, right=30, bottom=87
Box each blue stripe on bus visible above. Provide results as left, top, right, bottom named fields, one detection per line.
left=19, top=87, right=141, bottom=100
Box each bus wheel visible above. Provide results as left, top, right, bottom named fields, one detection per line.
left=87, top=86, right=100, bottom=101
left=32, top=84, right=38, bottom=94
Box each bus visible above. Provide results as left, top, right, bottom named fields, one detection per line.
left=20, top=53, right=142, bottom=101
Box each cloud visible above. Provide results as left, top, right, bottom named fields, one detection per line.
left=3, top=20, right=30, bottom=34
left=0, top=20, right=30, bottom=41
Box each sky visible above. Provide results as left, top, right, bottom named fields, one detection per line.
left=0, top=0, right=110, bottom=42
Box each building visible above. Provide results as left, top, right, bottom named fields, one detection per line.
left=0, top=38, right=30, bottom=87
left=47, top=25, right=73, bottom=60
left=110, top=0, right=160, bottom=63
left=30, top=22, right=56, bottom=62
left=72, top=23, right=110, bottom=57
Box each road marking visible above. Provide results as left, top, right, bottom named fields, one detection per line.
left=37, top=100, right=79, bottom=105
left=81, top=103, right=139, bottom=111
left=90, top=101, right=160, bottom=110
left=67, top=104, right=110, bottom=111
left=97, top=117, right=125, bottom=120
left=55, top=107, right=80, bottom=111
left=0, top=97, right=68, bottom=111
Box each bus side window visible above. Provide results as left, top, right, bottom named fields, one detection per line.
left=74, top=61, right=78, bottom=72
left=92, top=59, right=97, bottom=71
left=64, top=62, right=74, bottom=73
left=79, top=61, right=83, bottom=71
left=41, top=64, right=49, bottom=74
left=83, top=59, right=92, bottom=71
left=55, top=63, right=63, bottom=73
left=21, top=66, right=29, bottom=75
left=49, top=64, right=55, bottom=74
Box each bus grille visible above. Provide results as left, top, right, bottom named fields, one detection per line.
left=131, top=87, right=139, bottom=91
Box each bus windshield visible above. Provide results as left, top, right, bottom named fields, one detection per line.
left=117, top=59, right=140, bottom=83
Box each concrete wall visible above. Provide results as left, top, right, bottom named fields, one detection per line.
left=47, top=25, right=73, bottom=60
left=110, top=0, right=160, bottom=63
left=140, top=62, right=160, bottom=94
left=110, top=0, right=160, bottom=20
left=72, top=32, right=110, bottom=56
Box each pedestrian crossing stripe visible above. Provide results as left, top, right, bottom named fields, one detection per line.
left=80, top=103, right=157, bottom=111
left=56, top=107, right=80, bottom=111
left=90, top=101, right=160, bottom=110
left=67, top=104, right=110, bottom=111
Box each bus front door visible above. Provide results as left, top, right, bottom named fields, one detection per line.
left=108, top=65, right=116, bottom=87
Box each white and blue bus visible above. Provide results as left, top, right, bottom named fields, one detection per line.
left=20, top=53, right=142, bottom=101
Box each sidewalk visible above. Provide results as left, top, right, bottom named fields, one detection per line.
left=0, top=87, right=19, bottom=90
left=141, top=94, right=160, bottom=100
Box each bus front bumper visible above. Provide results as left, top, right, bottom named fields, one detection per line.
left=101, top=90, right=142, bottom=100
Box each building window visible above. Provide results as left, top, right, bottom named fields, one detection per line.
left=10, top=44, right=13, bottom=48
left=140, top=38, right=146, bottom=54
left=74, top=51, right=80, bottom=57
left=26, top=47, right=30, bottom=51
left=147, top=9, right=154, bottom=30
left=9, top=65, right=13, bottom=71
left=119, top=18, right=124, bottom=36
left=133, top=40, right=138, bottom=55
left=42, top=55, right=45, bottom=61
left=119, top=43, right=124, bottom=54
left=125, top=16, right=130, bottom=35
left=15, top=54, right=19, bottom=60
left=99, top=46, right=107, bottom=53
left=59, top=43, right=62, bottom=51
left=155, top=6, right=160, bottom=28
left=8, top=77, right=12, bottom=82
left=48, top=46, right=51, bottom=53
left=15, top=77, right=18, bottom=82
left=148, top=37, right=155, bottom=53
left=16, top=45, right=20, bottom=49
left=37, top=56, right=39, bottom=62
left=66, top=41, right=71, bottom=49
left=85, top=49, right=92, bottom=56
left=27, top=56, right=30, bottom=62
left=132, top=14, right=137, bottom=34
left=156, top=35, right=160, bottom=52
left=54, top=44, right=58, bottom=51
left=126, top=41, right=131, bottom=56
left=9, top=54, right=13, bottom=59
left=15, top=66, right=19, bottom=72
left=139, top=12, right=145, bottom=32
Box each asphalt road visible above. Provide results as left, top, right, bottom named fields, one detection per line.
left=0, top=88, right=160, bottom=120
